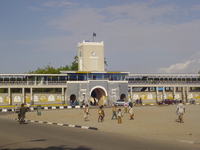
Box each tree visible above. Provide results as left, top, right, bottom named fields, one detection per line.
left=27, top=56, right=78, bottom=74
left=70, top=56, right=78, bottom=71
left=104, top=58, right=108, bottom=67
left=27, top=55, right=107, bottom=74
left=28, top=63, right=60, bottom=74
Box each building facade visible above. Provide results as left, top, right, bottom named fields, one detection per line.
left=0, top=41, right=200, bottom=106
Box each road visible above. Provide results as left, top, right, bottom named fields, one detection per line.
left=0, top=117, right=199, bottom=150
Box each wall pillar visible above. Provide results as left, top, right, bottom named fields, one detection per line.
left=156, top=87, right=158, bottom=103
left=22, top=88, right=25, bottom=103
left=30, top=87, right=34, bottom=105
left=162, top=86, right=165, bottom=100
left=185, top=87, right=189, bottom=103
left=8, top=88, right=11, bottom=105
left=173, top=87, right=176, bottom=100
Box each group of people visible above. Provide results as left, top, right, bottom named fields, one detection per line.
left=84, top=103, right=135, bottom=124
left=84, top=100, right=186, bottom=124
left=135, top=99, right=142, bottom=105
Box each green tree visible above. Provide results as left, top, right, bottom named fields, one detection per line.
left=28, top=63, right=59, bottom=74
left=70, top=56, right=78, bottom=71
left=27, top=55, right=107, bottom=74
left=27, top=56, right=78, bottom=74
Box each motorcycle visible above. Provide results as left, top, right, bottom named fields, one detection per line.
left=19, top=115, right=26, bottom=124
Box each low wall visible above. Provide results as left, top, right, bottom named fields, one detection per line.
left=129, top=91, right=200, bottom=103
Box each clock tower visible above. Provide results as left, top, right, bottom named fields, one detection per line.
left=78, top=40, right=104, bottom=71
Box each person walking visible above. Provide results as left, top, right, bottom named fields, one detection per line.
left=176, top=100, right=185, bottom=123
left=117, top=108, right=123, bottom=123
left=128, top=105, right=134, bottom=120
left=98, top=105, right=104, bottom=122
left=84, top=104, right=89, bottom=121
left=139, top=98, right=142, bottom=105
left=124, top=101, right=129, bottom=113
left=111, top=105, right=117, bottom=119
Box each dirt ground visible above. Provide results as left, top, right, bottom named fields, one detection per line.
left=5, top=104, right=200, bottom=147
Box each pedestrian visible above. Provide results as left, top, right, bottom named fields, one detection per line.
left=176, top=100, right=185, bottom=123
left=136, top=99, right=139, bottom=105
left=128, top=105, right=134, bottom=120
left=104, top=99, right=107, bottom=106
left=139, top=98, right=142, bottom=105
left=129, top=101, right=133, bottom=108
left=84, top=104, right=89, bottom=121
left=81, top=100, right=85, bottom=106
left=111, top=105, right=117, bottom=119
left=124, top=101, right=128, bottom=113
left=101, top=105, right=105, bottom=120
left=98, top=105, right=104, bottom=122
left=70, top=99, right=73, bottom=106
left=95, top=98, right=99, bottom=106
left=117, top=108, right=123, bottom=123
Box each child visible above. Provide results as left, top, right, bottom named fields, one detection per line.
left=98, top=106, right=104, bottom=122
left=111, top=105, right=117, bottom=119
left=129, top=105, right=134, bottom=120
left=117, top=108, right=123, bottom=123
left=84, top=104, right=89, bottom=121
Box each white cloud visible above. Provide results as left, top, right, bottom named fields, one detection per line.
left=156, top=53, right=200, bottom=73
left=46, top=1, right=200, bottom=53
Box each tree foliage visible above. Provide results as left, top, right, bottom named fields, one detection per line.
left=27, top=56, right=78, bottom=74
left=27, top=55, right=107, bottom=74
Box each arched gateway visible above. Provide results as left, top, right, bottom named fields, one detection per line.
left=90, top=86, right=108, bottom=106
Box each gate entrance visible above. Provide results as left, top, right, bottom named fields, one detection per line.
left=90, top=86, right=107, bottom=106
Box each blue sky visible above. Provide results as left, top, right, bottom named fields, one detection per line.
left=0, top=0, right=200, bottom=74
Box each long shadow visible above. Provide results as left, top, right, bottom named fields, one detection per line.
left=0, top=139, right=92, bottom=150
left=1, top=145, right=92, bottom=150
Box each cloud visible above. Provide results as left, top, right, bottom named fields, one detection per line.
left=46, top=1, right=200, bottom=53
left=156, top=53, right=200, bottom=73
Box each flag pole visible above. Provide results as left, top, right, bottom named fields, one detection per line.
left=92, top=32, right=96, bottom=42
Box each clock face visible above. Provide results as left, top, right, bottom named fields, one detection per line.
left=91, top=51, right=96, bottom=56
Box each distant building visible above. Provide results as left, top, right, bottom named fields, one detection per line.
left=0, top=41, right=200, bottom=106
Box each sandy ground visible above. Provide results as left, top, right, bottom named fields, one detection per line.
left=4, top=104, right=200, bottom=147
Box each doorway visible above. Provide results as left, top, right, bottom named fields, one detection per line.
left=90, top=86, right=107, bottom=106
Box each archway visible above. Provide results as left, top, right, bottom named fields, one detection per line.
left=90, top=86, right=107, bottom=106
left=70, top=94, right=76, bottom=104
left=120, top=94, right=126, bottom=100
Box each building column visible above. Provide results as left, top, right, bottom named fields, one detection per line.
left=22, top=88, right=25, bottom=103
left=182, top=87, right=185, bottom=102
left=185, top=87, right=189, bottom=103
left=8, top=87, right=11, bottom=105
left=173, top=87, right=176, bottom=100
left=30, top=87, right=34, bottom=105
left=162, top=86, right=165, bottom=100
left=130, top=86, right=133, bottom=102
left=156, top=87, right=158, bottom=103
left=62, top=87, right=65, bottom=105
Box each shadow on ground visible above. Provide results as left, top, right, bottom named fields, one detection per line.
left=1, top=145, right=91, bottom=150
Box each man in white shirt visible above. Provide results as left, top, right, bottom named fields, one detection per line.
left=176, top=100, right=185, bottom=123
